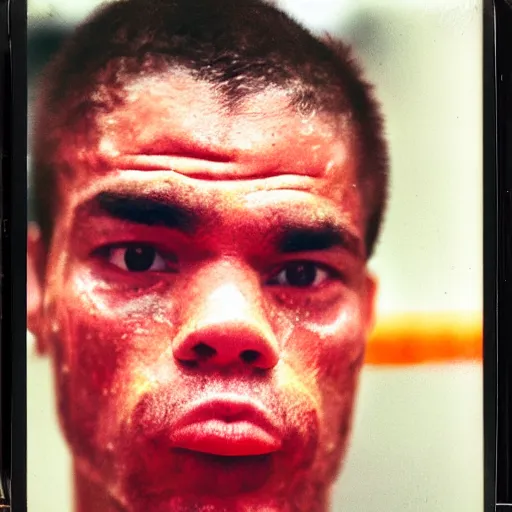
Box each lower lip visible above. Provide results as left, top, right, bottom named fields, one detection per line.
left=171, top=420, right=282, bottom=457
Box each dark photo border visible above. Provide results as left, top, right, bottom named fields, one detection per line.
left=494, top=0, right=512, bottom=509
left=5, top=0, right=26, bottom=510
left=3, top=0, right=505, bottom=510
left=483, top=0, right=497, bottom=511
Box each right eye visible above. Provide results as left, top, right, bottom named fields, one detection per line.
left=267, top=261, right=331, bottom=288
left=95, top=244, right=171, bottom=273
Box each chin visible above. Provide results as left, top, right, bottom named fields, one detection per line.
left=74, top=431, right=331, bottom=512
left=127, top=495, right=288, bottom=512
left=119, top=450, right=295, bottom=510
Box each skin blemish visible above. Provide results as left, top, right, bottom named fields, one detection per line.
left=51, top=319, right=61, bottom=334
left=72, top=275, right=118, bottom=317
left=98, top=137, right=121, bottom=158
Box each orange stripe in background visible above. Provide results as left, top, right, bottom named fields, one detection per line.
left=365, top=312, right=482, bottom=366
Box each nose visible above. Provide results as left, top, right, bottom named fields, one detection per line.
left=173, top=282, right=279, bottom=371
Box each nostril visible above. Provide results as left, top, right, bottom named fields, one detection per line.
left=193, top=343, right=217, bottom=360
left=240, top=349, right=260, bottom=364
left=180, top=360, right=198, bottom=369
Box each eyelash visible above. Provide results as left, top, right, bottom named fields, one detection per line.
left=92, top=243, right=177, bottom=273
left=266, top=261, right=342, bottom=288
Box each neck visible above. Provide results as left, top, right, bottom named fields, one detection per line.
left=75, top=468, right=124, bottom=512
left=73, top=466, right=330, bottom=512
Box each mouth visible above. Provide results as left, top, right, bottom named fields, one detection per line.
left=170, top=395, right=283, bottom=457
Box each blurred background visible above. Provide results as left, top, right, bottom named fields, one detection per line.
left=27, top=0, right=483, bottom=511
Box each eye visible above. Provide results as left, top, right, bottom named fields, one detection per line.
left=267, top=261, right=331, bottom=288
left=101, top=244, right=168, bottom=272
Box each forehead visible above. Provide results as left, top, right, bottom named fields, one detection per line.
left=53, top=71, right=362, bottom=233
left=58, top=71, right=356, bottom=175
left=96, top=73, right=352, bottom=166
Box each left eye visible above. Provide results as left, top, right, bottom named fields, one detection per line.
left=104, top=244, right=167, bottom=272
left=267, top=261, right=330, bottom=288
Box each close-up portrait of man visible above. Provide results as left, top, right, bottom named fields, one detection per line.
left=27, top=0, right=387, bottom=510
left=26, top=0, right=484, bottom=511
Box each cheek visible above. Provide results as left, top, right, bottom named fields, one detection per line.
left=46, top=300, right=124, bottom=462
left=44, top=274, right=178, bottom=463
left=279, top=297, right=365, bottom=459
left=280, top=295, right=366, bottom=387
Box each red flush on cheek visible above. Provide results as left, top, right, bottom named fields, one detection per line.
left=74, top=325, right=119, bottom=393
left=47, top=294, right=126, bottom=457
left=75, top=340, right=117, bottom=445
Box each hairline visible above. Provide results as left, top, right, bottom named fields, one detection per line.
left=31, top=1, right=388, bottom=257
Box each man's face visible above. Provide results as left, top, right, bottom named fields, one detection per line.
left=29, top=73, right=375, bottom=511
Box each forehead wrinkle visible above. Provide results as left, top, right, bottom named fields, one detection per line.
left=64, top=169, right=361, bottom=230
left=66, top=169, right=327, bottom=209
left=55, top=77, right=356, bottom=190
left=47, top=69, right=360, bottom=192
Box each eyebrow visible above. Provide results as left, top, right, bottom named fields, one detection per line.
left=88, top=192, right=199, bottom=232
left=276, top=224, right=364, bottom=259
left=78, top=192, right=363, bottom=258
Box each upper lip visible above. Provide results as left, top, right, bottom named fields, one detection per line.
left=173, top=394, right=283, bottom=439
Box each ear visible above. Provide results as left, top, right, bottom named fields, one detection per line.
left=362, top=271, right=378, bottom=337
left=27, top=223, right=48, bottom=354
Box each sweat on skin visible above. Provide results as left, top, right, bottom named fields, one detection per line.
left=28, top=73, right=377, bottom=512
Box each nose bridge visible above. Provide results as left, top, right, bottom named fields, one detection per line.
left=189, top=260, right=266, bottom=323
left=173, top=262, right=279, bottom=369
left=201, top=281, right=265, bottom=329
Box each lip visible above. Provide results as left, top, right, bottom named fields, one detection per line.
left=170, top=395, right=283, bottom=457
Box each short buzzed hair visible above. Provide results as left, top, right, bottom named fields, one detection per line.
left=32, top=0, right=388, bottom=256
